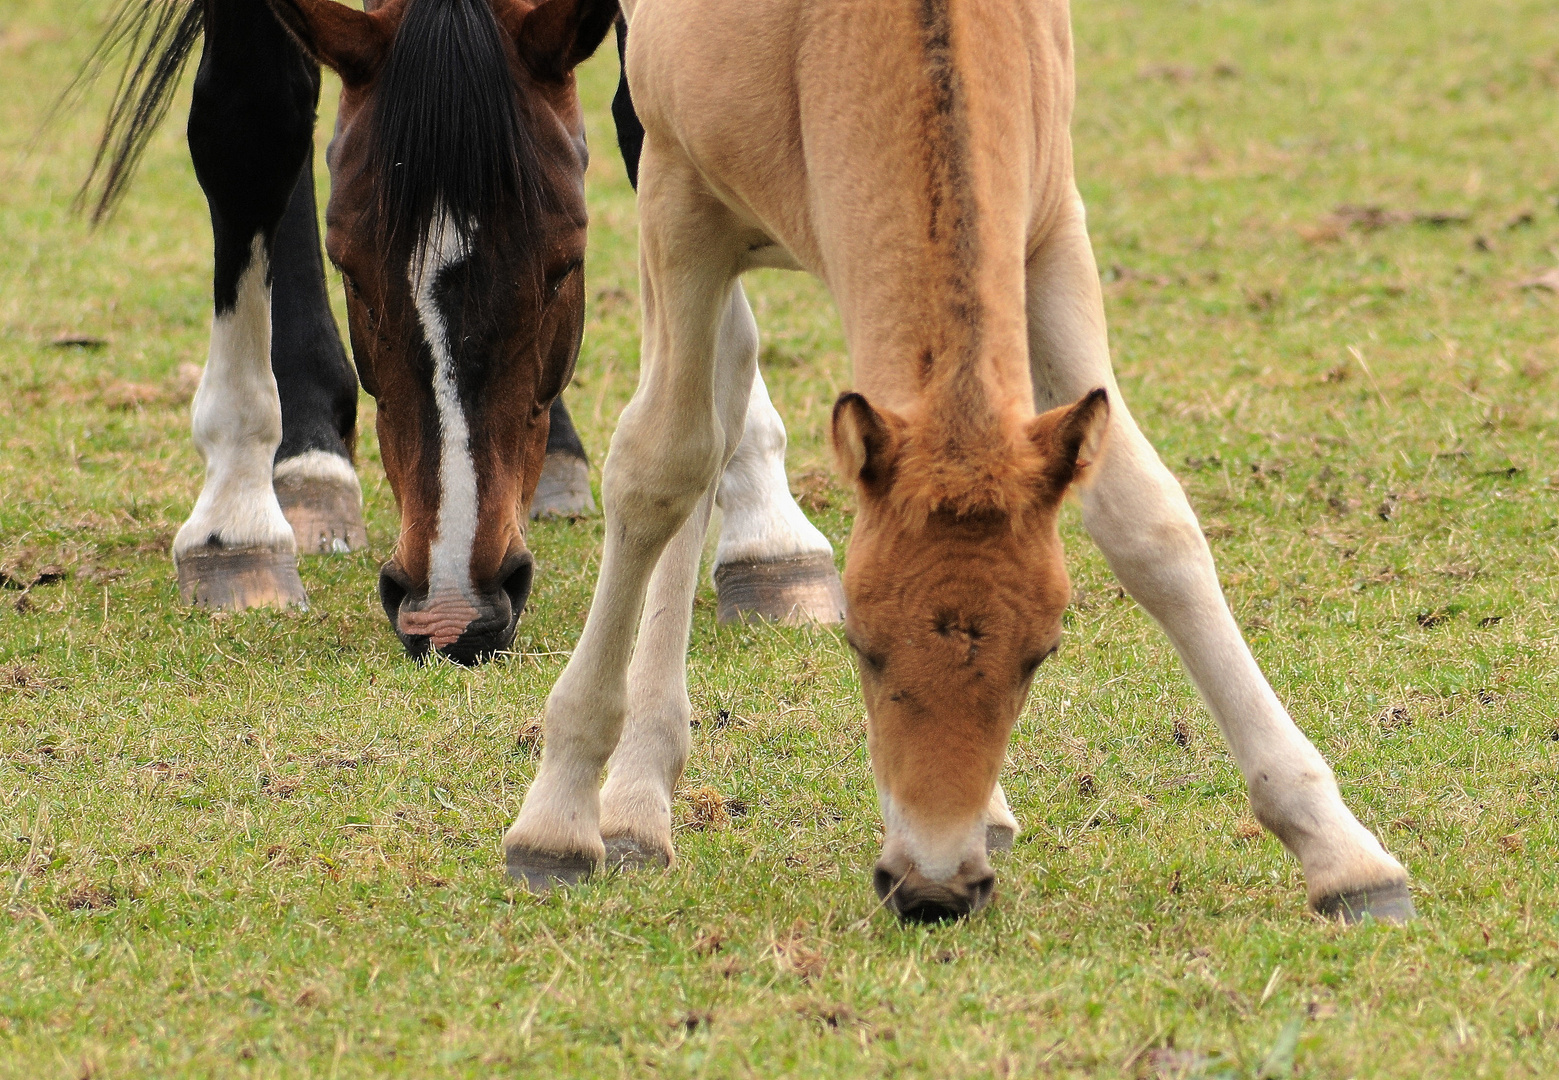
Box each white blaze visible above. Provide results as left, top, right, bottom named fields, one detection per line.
left=409, top=213, right=482, bottom=626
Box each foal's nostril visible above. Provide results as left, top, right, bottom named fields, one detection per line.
left=969, top=872, right=997, bottom=911
left=873, top=865, right=897, bottom=902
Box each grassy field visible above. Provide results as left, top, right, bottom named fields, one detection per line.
left=4, top=0, right=1559, bottom=1075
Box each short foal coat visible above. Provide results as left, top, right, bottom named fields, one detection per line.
left=505, top=0, right=1412, bottom=922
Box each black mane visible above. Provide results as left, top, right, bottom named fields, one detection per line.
left=370, top=0, right=544, bottom=258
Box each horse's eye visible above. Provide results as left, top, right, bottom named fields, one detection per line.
left=1021, top=644, right=1059, bottom=680
left=846, top=634, right=885, bottom=674
left=546, top=259, right=582, bottom=298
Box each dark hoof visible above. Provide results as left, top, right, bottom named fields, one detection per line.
left=176, top=548, right=308, bottom=611
left=985, top=823, right=1016, bottom=854
left=530, top=453, right=595, bottom=519
left=714, top=552, right=846, bottom=625
left=275, top=470, right=367, bottom=554
left=505, top=846, right=597, bottom=892
left=1314, top=879, right=1415, bottom=925
left=603, top=834, right=672, bottom=871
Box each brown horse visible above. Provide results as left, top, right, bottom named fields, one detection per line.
left=503, top=0, right=1413, bottom=924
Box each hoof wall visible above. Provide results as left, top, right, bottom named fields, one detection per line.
left=714, top=552, right=845, bottom=625
left=985, top=823, right=1016, bottom=854
left=603, top=835, right=672, bottom=871
left=275, top=470, right=367, bottom=554
left=530, top=454, right=595, bottom=519
left=176, top=548, right=308, bottom=611
left=1315, top=879, right=1415, bottom=925
left=505, top=847, right=597, bottom=892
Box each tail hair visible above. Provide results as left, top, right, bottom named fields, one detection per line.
left=53, top=0, right=205, bottom=224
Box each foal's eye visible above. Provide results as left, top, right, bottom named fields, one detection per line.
left=1021, top=644, right=1060, bottom=680
left=845, top=635, right=885, bottom=674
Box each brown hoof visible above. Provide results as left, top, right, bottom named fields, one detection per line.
left=505, top=846, right=597, bottom=892
left=985, top=823, right=1016, bottom=854
left=603, top=834, right=672, bottom=871
left=1314, top=879, right=1415, bottom=925
left=530, top=453, right=595, bottom=519
left=714, top=552, right=845, bottom=625
left=275, top=470, right=367, bottom=554
left=176, top=548, right=308, bottom=611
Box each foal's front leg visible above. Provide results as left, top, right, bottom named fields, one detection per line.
left=173, top=1, right=318, bottom=610
left=503, top=158, right=753, bottom=888
left=1025, top=200, right=1411, bottom=922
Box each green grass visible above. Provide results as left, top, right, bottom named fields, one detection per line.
left=4, top=0, right=1559, bottom=1075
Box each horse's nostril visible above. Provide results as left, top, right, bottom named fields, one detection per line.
left=498, top=552, right=534, bottom=615
left=970, top=872, right=997, bottom=909
left=900, top=899, right=964, bottom=924
left=378, top=563, right=410, bottom=625
left=873, top=865, right=897, bottom=902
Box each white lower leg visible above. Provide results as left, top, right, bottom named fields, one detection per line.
left=598, top=487, right=718, bottom=860
left=173, top=235, right=295, bottom=561
left=984, top=782, right=1020, bottom=851
left=1025, top=204, right=1403, bottom=904
left=715, top=364, right=833, bottom=568
left=1081, top=423, right=1405, bottom=902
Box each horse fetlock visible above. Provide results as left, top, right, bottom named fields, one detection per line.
left=713, top=553, right=846, bottom=624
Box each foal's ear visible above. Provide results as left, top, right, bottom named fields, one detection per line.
left=1027, top=388, right=1110, bottom=497
left=267, top=0, right=391, bottom=86
left=505, top=0, right=619, bottom=83
left=832, top=392, right=905, bottom=497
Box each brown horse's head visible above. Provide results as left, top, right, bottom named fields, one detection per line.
left=832, top=387, right=1109, bottom=922
left=268, top=0, right=615, bottom=663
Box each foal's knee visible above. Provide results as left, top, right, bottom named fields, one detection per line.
left=602, top=403, right=724, bottom=542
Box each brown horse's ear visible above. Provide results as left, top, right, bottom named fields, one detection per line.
left=1027, top=388, right=1110, bottom=497
left=267, top=0, right=391, bottom=85
left=832, top=392, right=904, bottom=498
left=506, top=0, right=619, bottom=83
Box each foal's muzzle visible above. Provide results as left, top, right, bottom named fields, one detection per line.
left=873, top=860, right=997, bottom=923
left=378, top=551, right=534, bottom=665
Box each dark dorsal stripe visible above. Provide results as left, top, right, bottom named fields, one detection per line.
left=914, top=0, right=991, bottom=440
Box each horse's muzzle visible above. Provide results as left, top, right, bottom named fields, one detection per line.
left=379, top=551, right=534, bottom=665
left=873, top=859, right=997, bottom=923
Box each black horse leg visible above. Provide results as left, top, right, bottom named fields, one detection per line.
left=270, top=141, right=368, bottom=552
left=172, top=0, right=317, bottom=609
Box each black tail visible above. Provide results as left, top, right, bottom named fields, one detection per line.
left=610, top=14, right=643, bottom=191
left=53, top=0, right=205, bottom=224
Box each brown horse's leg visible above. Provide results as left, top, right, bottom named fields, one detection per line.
left=503, top=149, right=753, bottom=890
left=1023, top=198, right=1412, bottom=924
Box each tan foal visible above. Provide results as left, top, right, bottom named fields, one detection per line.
left=504, top=0, right=1412, bottom=923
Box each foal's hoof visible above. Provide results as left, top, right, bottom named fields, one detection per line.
left=603, top=834, right=672, bottom=871
left=505, top=846, right=597, bottom=892
left=275, top=470, right=367, bottom=554
left=985, top=823, right=1016, bottom=854
left=1314, top=879, right=1415, bottom=925
left=530, top=453, right=595, bottom=519
left=176, top=548, right=308, bottom=611
left=714, top=552, right=846, bottom=625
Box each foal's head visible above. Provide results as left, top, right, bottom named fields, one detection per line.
left=833, top=388, right=1109, bottom=922
left=269, top=0, right=615, bottom=663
